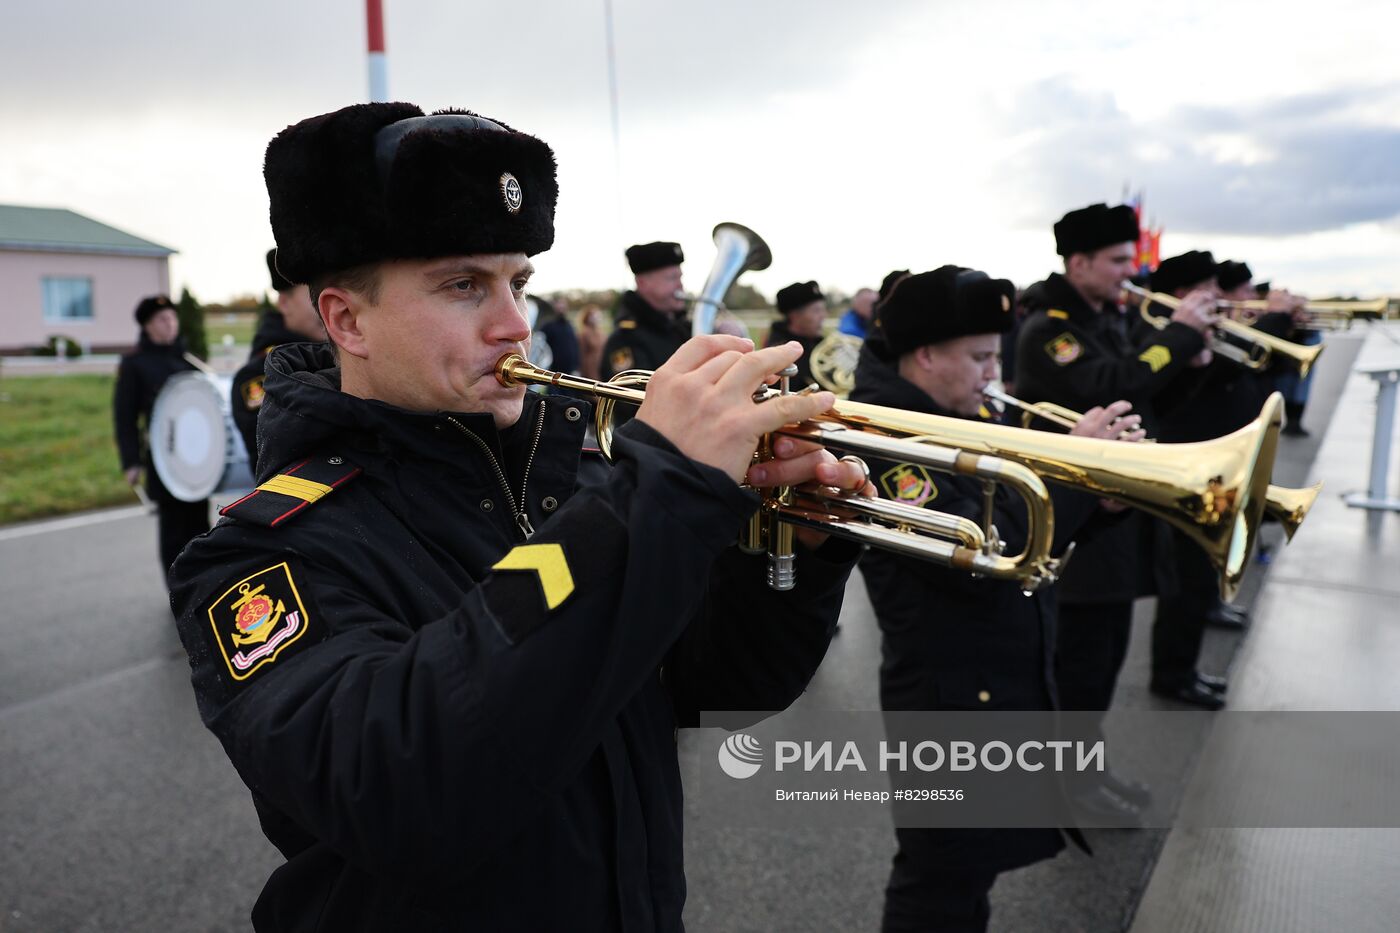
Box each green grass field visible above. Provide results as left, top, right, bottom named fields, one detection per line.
left=0, top=374, right=135, bottom=525
left=207, top=311, right=259, bottom=348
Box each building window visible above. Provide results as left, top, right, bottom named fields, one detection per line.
left=42, top=277, right=94, bottom=323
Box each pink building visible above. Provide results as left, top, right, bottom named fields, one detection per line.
left=0, top=204, right=175, bottom=355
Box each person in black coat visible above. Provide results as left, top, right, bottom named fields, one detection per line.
left=1146, top=256, right=1302, bottom=707
left=600, top=240, right=691, bottom=379
left=856, top=265, right=1147, bottom=933
left=168, top=101, right=872, bottom=932
left=763, top=280, right=828, bottom=388
left=112, top=294, right=210, bottom=575
left=1014, top=204, right=1216, bottom=815
left=231, top=250, right=327, bottom=472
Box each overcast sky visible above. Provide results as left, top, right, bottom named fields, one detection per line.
left=5, top=0, right=1400, bottom=302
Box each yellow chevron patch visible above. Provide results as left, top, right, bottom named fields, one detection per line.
left=1047, top=309, right=1069, bottom=320
left=492, top=543, right=575, bottom=610
left=1138, top=345, right=1172, bottom=373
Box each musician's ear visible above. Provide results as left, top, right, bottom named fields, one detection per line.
left=318, top=286, right=370, bottom=361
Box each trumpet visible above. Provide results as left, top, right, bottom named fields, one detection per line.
left=496, top=354, right=1284, bottom=600
left=1122, top=281, right=1324, bottom=378
left=982, top=387, right=1319, bottom=542
left=1221, top=297, right=1395, bottom=332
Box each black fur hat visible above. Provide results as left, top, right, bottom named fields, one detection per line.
left=776, top=280, right=824, bottom=314
left=1215, top=260, right=1253, bottom=292
left=1151, top=250, right=1218, bottom=294
left=264, top=103, right=558, bottom=283
left=878, top=269, right=910, bottom=305
left=875, top=265, right=1014, bottom=356
left=626, top=241, right=684, bottom=274
left=1053, top=203, right=1140, bottom=257
left=133, top=294, right=175, bottom=325
left=266, top=248, right=295, bottom=292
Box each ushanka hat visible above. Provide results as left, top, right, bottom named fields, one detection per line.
left=1151, top=250, right=1218, bottom=294
left=266, top=248, right=295, bottom=292
left=264, top=102, right=558, bottom=283
left=874, top=265, right=1015, bottom=356
left=133, top=294, right=175, bottom=325
left=625, top=241, right=684, bottom=274
left=877, top=269, right=910, bottom=305
left=1215, top=260, right=1253, bottom=292
left=775, top=280, right=824, bottom=314
left=1053, top=203, right=1140, bottom=257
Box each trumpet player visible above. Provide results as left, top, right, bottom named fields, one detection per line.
left=600, top=239, right=689, bottom=379
left=1146, top=254, right=1302, bottom=706
left=1217, top=260, right=1317, bottom=436
left=854, top=265, right=1146, bottom=932
left=167, top=101, right=871, bottom=931
left=1014, top=204, right=1215, bottom=811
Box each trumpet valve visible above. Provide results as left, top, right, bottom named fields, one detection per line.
left=767, top=518, right=796, bottom=591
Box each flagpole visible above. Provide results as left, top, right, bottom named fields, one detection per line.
left=367, top=0, right=388, bottom=103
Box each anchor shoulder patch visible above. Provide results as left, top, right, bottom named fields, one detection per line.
left=879, top=463, right=939, bottom=508
left=221, top=455, right=361, bottom=528
left=1045, top=332, right=1083, bottom=366
left=239, top=374, right=266, bottom=410
left=609, top=346, right=636, bottom=372
left=206, top=560, right=318, bottom=684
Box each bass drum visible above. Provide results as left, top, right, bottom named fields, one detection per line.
left=149, top=372, right=254, bottom=503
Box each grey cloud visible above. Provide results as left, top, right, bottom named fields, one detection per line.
left=1001, top=77, right=1400, bottom=236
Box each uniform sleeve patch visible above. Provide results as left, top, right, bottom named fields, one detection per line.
left=879, top=463, right=938, bottom=507
left=1138, top=345, right=1172, bottom=372
left=617, top=320, right=638, bottom=330
left=240, top=375, right=266, bottom=410
left=1047, top=309, right=1070, bottom=320
left=610, top=347, right=635, bottom=371
left=207, top=561, right=314, bottom=683
left=492, top=543, right=575, bottom=610
left=1045, top=332, right=1083, bottom=365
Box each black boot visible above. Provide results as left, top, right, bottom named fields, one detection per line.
left=1283, top=401, right=1310, bottom=438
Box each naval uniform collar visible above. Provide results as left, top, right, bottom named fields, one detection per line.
left=621, top=290, right=690, bottom=334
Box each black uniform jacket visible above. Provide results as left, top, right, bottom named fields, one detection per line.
left=231, top=310, right=315, bottom=473
left=600, top=291, right=691, bottom=380
left=1014, top=274, right=1206, bottom=604
left=113, top=333, right=197, bottom=495
left=850, top=351, right=1096, bottom=871
left=1158, top=311, right=1294, bottom=443
left=169, top=343, right=853, bottom=932
left=850, top=350, right=1097, bottom=714
left=761, top=319, right=822, bottom=390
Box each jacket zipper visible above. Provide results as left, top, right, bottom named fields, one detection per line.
left=445, top=401, right=547, bottom=539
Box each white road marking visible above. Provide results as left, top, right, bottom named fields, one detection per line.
left=0, top=505, right=151, bottom=542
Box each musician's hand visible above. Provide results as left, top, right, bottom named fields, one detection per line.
left=747, top=438, right=876, bottom=550
left=1189, top=347, right=1214, bottom=367
left=124, top=467, right=142, bottom=487
left=1170, top=290, right=1217, bottom=334
left=1072, top=400, right=1145, bottom=442
left=636, top=336, right=836, bottom=484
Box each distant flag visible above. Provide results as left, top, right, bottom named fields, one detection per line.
left=1124, top=187, right=1163, bottom=274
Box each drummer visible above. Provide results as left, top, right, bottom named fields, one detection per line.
left=113, top=295, right=211, bottom=579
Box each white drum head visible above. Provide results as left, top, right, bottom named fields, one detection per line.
left=150, top=372, right=246, bottom=502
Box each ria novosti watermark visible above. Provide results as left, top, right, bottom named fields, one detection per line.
left=688, top=710, right=1400, bottom=830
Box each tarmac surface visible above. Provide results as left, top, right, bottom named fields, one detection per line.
left=0, top=329, right=1379, bottom=931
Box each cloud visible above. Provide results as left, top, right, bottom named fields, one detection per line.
left=1000, top=77, right=1400, bottom=237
